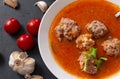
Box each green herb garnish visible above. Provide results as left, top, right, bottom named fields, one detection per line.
left=82, top=47, right=108, bottom=71
left=83, top=59, right=88, bottom=71
left=90, top=47, right=97, bottom=58
left=96, top=57, right=108, bottom=69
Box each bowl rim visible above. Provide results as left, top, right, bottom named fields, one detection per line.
left=38, top=0, right=76, bottom=79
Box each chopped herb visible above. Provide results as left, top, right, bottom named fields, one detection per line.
left=99, top=57, right=108, bottom=61
left=96, top=59, right=102, bottom=69
left=81, top=47, right=108, bottom=71
left=83, top=52, right=90, bottom=59
left=96, top=57, right=108, bottom=69
left=90, top=47, right=97, bottom=58
left=83, top=59, right=88, bottom=72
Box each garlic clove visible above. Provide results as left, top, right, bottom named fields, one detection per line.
left=25, top=74, right=43, bottom=79
left=9, top=51, right=20, bottom=68
left=14, top=59, right=23, bottom=66
left=13, top=59, right=24, bottom=71
left=9, top=51, right=27, bottom=68
left=3, top=0, right=18, bottom=8
left=19, top=52, right=28, bottom=60
left=25, top=74, right=32, bottom=79
left=16, top=58, right=35, bottom=75
left=31, top=75, right=43, bottom=79
left=34, top=1, right=48, bottom=13
left=24, top=58, right=35, bottom=66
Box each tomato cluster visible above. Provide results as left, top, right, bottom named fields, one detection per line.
left=4, top=18, right=41, bottom=50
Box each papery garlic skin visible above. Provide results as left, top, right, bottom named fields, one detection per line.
left=9, top=51, right=35, bottom=76
left=35, top=1, right=48, bottom=13
left=4, top=0, right=18, bottom=8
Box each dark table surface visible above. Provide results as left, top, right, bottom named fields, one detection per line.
left=0, top=0, right=57, bottom=79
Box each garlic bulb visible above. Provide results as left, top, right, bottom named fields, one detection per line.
left=9, top=51, right=35, bottom=76
left=3, top=0, right=18, bottom=8
left=9, top=51, right=28, bottom=68
left=35, top=1, right=48, bottom=13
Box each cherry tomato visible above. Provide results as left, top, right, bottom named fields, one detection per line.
left=4, top=18, right=20, bottom=34
left=17, top=34, right=35, bottom=50
left=27, top=18, right=41, bottom=36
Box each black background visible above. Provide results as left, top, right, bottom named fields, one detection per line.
left=0, top=0, right=57, bottom=79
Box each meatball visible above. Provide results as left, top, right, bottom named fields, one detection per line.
left=102, top=38, right=120, bottom=56
left=76, top=34, right=95, bottom=50
left=85, top=65, right=98, bottom=74
left=86, top=20, right=108, bottom=38
left=78, top=53, right=97, bottom=74
left=55, top=17, right=80, bottom=41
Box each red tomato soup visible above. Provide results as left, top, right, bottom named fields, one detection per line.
left=49, top=0, right=120, bottom=79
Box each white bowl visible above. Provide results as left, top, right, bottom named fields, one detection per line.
left=38, top=0, right=120, bottom=79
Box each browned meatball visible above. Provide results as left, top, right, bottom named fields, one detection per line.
left=55, top=17, right=80, bottom=41
left=102, top=38, right=120, bottom=56
left=76, top=34, right=95, bottom=50
left=85, top=65, right=98, bottom=74
left=86, top=20, right=108, bottom=38
left=78, top=53, right=97, bottom=74
left=78, top=47, right=108, bottom=74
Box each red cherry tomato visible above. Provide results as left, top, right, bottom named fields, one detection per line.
left=4, top=18, right=20, bottom=34
left=27, top=18, right=41, bottom=36
left=17, top=34, right=35, bottom=50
